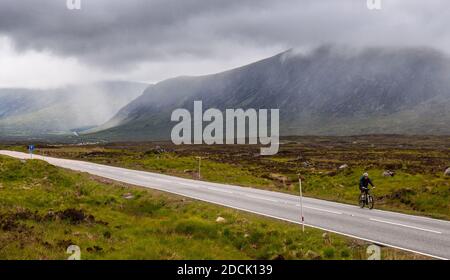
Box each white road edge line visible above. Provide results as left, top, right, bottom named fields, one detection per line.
left=124, top=184, right=448, bottom=260
left=75, top=167, right=447, bottom=260
left=370, top=218, right=442, bottom=234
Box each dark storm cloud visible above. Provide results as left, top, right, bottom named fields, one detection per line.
left=0, top=0, right=274, bottom=68
left=0, top=0, right=449, bottom=71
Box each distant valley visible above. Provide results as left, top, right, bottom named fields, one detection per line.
left=0, top=81, right=147, bottom=140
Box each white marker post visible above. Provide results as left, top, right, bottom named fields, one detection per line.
left=299, top=176, right=305, bottom=232
left=28, top=145, right=35, bottom=160
left=197, top=156, right=201, bottom=180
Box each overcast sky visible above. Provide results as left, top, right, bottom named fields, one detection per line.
left=0, top=0, right=449, bottom=89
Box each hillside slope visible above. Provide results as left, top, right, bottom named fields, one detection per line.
left=90, top=46, right=450, bottom=141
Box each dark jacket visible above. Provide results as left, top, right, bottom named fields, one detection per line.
left=359, top=176, right=374, bottom=189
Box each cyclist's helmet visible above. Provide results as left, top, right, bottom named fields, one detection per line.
left=363, top=172, right=369, bottom=177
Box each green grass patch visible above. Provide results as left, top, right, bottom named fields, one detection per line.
left=0, top=155, right=424, bottom=260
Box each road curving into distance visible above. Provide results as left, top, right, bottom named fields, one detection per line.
left=1, top=150, right=449, bottom=259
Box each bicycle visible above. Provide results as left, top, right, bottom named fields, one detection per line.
left=359, top=187, right=375, bottom=209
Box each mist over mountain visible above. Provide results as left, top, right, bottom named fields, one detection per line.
left=87, top=46, right=450, bottom=141
left=0, top=81, right=147, bottom=137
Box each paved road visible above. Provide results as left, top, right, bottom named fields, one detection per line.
left=1, top=150, right=449, bottom=259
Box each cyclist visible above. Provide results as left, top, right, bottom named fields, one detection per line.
left=359, top=172, right=375, bottom=198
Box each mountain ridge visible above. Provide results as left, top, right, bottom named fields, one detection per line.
left=86, top=46, right=450, bottom=141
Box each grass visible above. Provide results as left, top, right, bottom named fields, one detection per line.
left=0, top=155, right=426, bottom=260
left=299, top=168, right=450, bottom=219
left=10, top=135, right=449, bottom=220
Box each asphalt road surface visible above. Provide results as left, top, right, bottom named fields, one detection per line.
left=1, top=150, right=449, bottom=259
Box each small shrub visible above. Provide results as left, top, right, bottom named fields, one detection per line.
left=323, top=247, right=335, bottom=259
left=174, top=218, right=218, bottom=239
left=340, top=249, right=351, bottom=258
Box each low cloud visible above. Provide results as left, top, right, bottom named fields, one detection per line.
left=1, top=0, right=449, bottom=88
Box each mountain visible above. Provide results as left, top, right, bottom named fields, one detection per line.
left=89, top=46, right=450, bottom=140
left=0, top=81, right=147, bottom=138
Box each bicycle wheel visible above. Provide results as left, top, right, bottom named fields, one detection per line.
left=359, top=194, right=365, bottom=208
left=367, top=195, right=374, bottom=209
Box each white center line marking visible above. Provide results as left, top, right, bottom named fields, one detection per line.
left=133, top=174, right=173, bottom=184
left=154, top=178, right=173, bottom=183
left=206, top=187, right=234, bottom=194
left=370, top=218, right=442, bottom=234
left=178, top=182, right=200, bottom=188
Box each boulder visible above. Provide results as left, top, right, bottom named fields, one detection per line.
left=383, top=170, right=395, bottom=177
left=339, top=164, right=349, bottom=170
left=144, top=146, right=166, bottom=155
left=270, top=173, right=288, bottom=183
left=122, top=193, right=134, bottom=199
left=305, top=250, right=322, bottom=260
left=322, top=232, right=331, bottom=244
left=445, top=168, right=450, bottom=176
left=216, top=217, right=226, bottom=223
